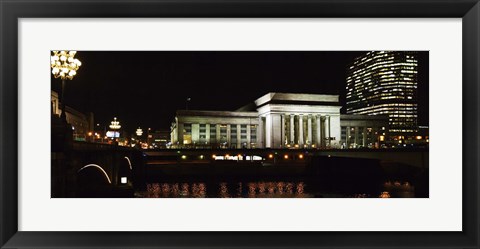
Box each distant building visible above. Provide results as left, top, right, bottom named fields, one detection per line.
left=346, top=51, right=418, bottom=136
left=151, top=129, right=171, bottom=148
left=51, top=91, right=94, bottom=141
left=170, top=92, right=387, bottom=149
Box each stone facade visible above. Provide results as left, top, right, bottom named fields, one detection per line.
left=171, top=110, right=259, bottom=149
left=171, top=92, right=388, bottom=149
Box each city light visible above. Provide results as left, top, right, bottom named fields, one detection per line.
left=109, top=117, right=121, bottom=142
left=347, top=51, right=418, bottom=135
left=109, top=117, right=121, bottom=130
left=51, top=50, right=82, bottom=121
left=136, top=127, right=143, bottom=136
left=106, top=131, right=120, bottom=138
left=121, top=177, right=128, bottom=184
left=379, top=192, right=391, bottom=198
left=77, top=164, right=111, bottom=184
left=124, top=156, right=132, bottom=170
left=50, top=50, right=82, bottom=80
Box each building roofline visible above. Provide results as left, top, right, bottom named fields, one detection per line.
left=254, top=92, right=340, bottom=107
left=176, top=110, right=258, bottom=118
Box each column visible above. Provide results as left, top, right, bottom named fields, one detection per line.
left=316, top=115, right=321, bottom=148
left=324, top=115, right=330, bottom=147
left=258, top=116, right=264, bottom=148
left=206, top=124, right=210, bottom=144
left=265, top=114, right=272, bottom=148
left=178, top=123, right=184, bottom=146
left=192, top=123, right=200, bottom=144
left=271, top=114, right=282, bottom=148
left=346, top=126, right=351, bottom=148
left=227, top=124, right=231, bottom=147
left=281, top=114, right=285, bottom=147
left=247, top=124, right=251, bottom=149
left=237, top=124, right=241, bottom=149
left=307, top=115, right=312, bottom=146
left=290, top=114, right=295, bottom=144
left=216, top=124, right=221, bottom=144
left=354, top=126, right=359, bottom=147
left=298, top=115, right=304, bottom=146
left=328, top=116, right=332, bottom=147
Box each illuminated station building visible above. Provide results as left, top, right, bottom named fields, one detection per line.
left=170, top=92, right=388, bottom=149
left=346, top=51, right=422, bottom=144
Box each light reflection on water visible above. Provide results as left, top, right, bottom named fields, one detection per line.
left=142, top=180, right=415, bottom=198
left=145, top=181, right=309, bottom=198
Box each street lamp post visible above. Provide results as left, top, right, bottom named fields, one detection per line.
left=109, top=117, right=121, bottom=145
left=109, top=117, right=121, bottom=185
left=50, top=51, right=82, bottom=122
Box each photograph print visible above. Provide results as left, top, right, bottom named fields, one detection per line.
left=51, top=51, right=429, bottom=198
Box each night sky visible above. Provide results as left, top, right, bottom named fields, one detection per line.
left=51, top=51, right=429, bottom=133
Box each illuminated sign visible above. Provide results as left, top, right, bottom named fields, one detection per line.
left=106, top=131, right=120, bottom=138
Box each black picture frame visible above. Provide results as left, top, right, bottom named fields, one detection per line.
left=1, top=0, right=478, bottom=248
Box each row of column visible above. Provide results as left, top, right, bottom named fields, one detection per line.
left=214, top=124, right=253, bottom=148
left=289, top=114, right=331, bottom=148
left=263, top=113, right=332, bottom=148
left=176, top=123, right=255, bottom=148
left=175, top=115, right=335, bottom=149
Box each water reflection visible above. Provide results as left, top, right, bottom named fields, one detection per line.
left=143, top=180, right=415, bottom=198
left=147, top=182, right=207, bottom=198
left=146, top=181, right=309, bottom=198
left=382, top=180, right=415, bottom=198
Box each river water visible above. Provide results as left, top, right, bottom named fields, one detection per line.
left=137, top=180, right=415, bottom=198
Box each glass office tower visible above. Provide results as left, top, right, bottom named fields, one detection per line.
left=346, top=51, right=418, bottom=135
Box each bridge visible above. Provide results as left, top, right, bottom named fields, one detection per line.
left=143, top=148, right=428, bottom=168
left=315, top=149, right=428, bottom=168
left=52, top=138, right=427, bottom=197
left=51, top=141, right=144, bottom=197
